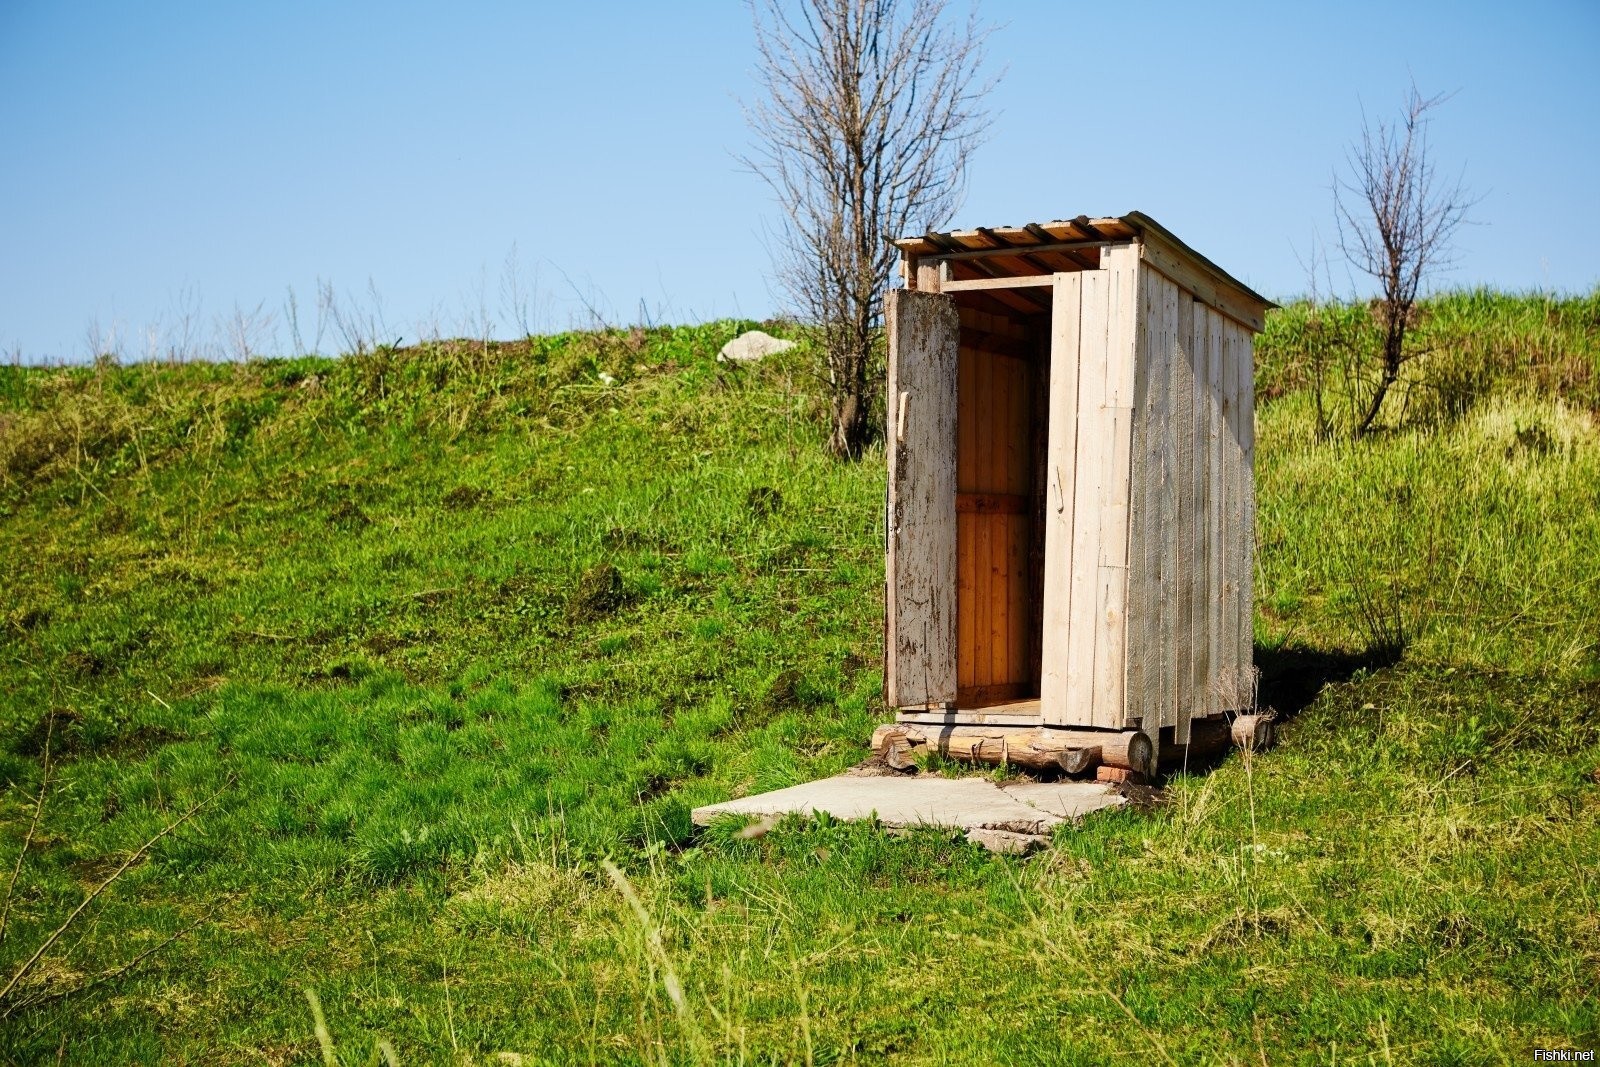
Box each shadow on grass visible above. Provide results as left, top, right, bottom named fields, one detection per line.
left=1160, top=640, right=1399, bottom=782
left=1255, top=639, right=1400, bottom=722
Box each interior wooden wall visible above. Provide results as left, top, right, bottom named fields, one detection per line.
left=953, top=303, right=1044, bottom=707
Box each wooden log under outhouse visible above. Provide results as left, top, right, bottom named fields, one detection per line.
left=870, top=723, right=1154, bottom=777
left=1154, top=713, right=1277, bottom=772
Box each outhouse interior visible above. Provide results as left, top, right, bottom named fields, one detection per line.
left=885, top=213, right=1274, bottom=748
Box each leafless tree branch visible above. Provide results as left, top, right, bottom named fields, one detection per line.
left=1334, top=84, right=1474, bottom=436
left=743, top=0, right=995, bottom=458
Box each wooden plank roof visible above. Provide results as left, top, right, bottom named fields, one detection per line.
left=894, top=212, right=1275, bottom=314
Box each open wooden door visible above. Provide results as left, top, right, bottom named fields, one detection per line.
left=885, top=289, right=959, bottom=710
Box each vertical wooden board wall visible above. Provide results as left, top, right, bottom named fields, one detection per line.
left=1172, top=294, right=1197, bottom=745
left=1096, top=247, right=1138, bottom=728
left=1233, top=318, right=1257, bottom=706
left=1041, top=250, right=1136, bottom=729
left=1125, top=264, right=1173, bottom=737
left=1222, top=313, right=1248, bottom=710
left=1126, top=266, right=1260, bottom=739
left=1194, top=306, right=1217, bottom=722
left=1038, top=275, right=1082, bottom=721
left=1120, top=242, right=1264, bottom=734
left=885, top=289, right=959, bottom=708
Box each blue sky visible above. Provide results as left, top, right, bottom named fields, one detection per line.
left=2, top=1, right=1596, bottom=362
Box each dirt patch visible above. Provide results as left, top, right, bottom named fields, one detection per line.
left=63, top=649, right=107, bottom=677
left=441, top=485, right=491, bottom=510
left=845, top=755, right=914, bottom=777
left=6, top=606, right=52, bottom=634
left=11, top=708, right=84, bottom=758
left=567, top=563, right=628, bottom=623
left=327, top=500, right=370, bottom=531
left=1113, top=780, right=1168, bottom=813
left=745, top=485, right=783, bottom=519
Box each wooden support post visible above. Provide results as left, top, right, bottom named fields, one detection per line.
left=871, top=723, right=1153, bottom=777
left=1155, top=713, right=1278, bottom=771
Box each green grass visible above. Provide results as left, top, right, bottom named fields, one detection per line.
left=0, top=295, right=1597, bottom=1064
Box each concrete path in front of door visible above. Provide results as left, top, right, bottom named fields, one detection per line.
left=690, top=769, right=1125, bottom=854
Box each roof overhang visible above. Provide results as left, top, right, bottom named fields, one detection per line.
left=894, top=212, right=1277, bottom=319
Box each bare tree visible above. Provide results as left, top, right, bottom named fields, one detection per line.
left=1335, top=86, right=1473, bottom=436
left=744, top=0, right=994, bottom=459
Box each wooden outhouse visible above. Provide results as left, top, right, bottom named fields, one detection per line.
left=879, top=213, right=1274, bottom=772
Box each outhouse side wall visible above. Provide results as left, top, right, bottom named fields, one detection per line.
left=1123, top=258, right=1256, bottom=746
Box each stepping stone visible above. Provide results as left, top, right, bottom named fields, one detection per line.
left=691, top=773, right=1124, bottom=852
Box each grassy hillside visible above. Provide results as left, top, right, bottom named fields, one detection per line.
left=0, top=293, right=1597, bottom=1064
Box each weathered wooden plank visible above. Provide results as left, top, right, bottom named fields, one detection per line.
left=1124, top=267, right=1154, bottom=735
left=1138, top=231, right=1267, bottom=332
left=1187, top=305, right=1207, bottom=727
left=1157, top=271, right=1181, bottom=734
left=1128, top=266, right=1174, bottom=736
left=1218, top=315, right=1242, bottom=710
left=1207, top=307, right=1227, bottom=714
left=1173, top=293, right=1197, bottom=745
left=1195, top=307, right=1217, bottom=721
left=940, top=275, right=1057, bottom=293
left=885, top=289, right=959, bottom=709
left=1063, top=268, right=1110, bottom=728
left=1039, top=273, right=1083, bottom=726
left=1093, top=244, right=1138, bottom=730
left=1235, top=320, right=1258, bottom=709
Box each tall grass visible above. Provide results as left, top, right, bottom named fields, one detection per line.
left=1256, top=287, right=1600, bottom=435
left=0, top=294, right=1595, bottom=1061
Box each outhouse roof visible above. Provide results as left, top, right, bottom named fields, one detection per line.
left=893, top=211, right=1275, bottom=315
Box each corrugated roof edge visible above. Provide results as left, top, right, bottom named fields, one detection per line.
left=1120, top=211, right=1278, bottom=311
left=892, top=212, right=1278, bottom=313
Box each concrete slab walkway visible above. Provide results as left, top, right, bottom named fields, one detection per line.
left=691, top=771, right=1125, bottom=853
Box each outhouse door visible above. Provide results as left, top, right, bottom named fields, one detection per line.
left=884, top=289, right=959, bottom=710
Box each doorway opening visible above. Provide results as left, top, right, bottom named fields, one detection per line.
left=951, top=295, right=1049, bottom=708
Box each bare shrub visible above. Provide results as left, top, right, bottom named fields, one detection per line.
left=1335, top=86, right=1474, bottom=436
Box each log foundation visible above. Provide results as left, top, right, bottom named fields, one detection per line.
left=874, top=712, right=1275, bottom=779
left=871, top=723, right=1154, bottom=777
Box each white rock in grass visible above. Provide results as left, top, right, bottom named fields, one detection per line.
left=717, top=330, right=795, bottom=364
